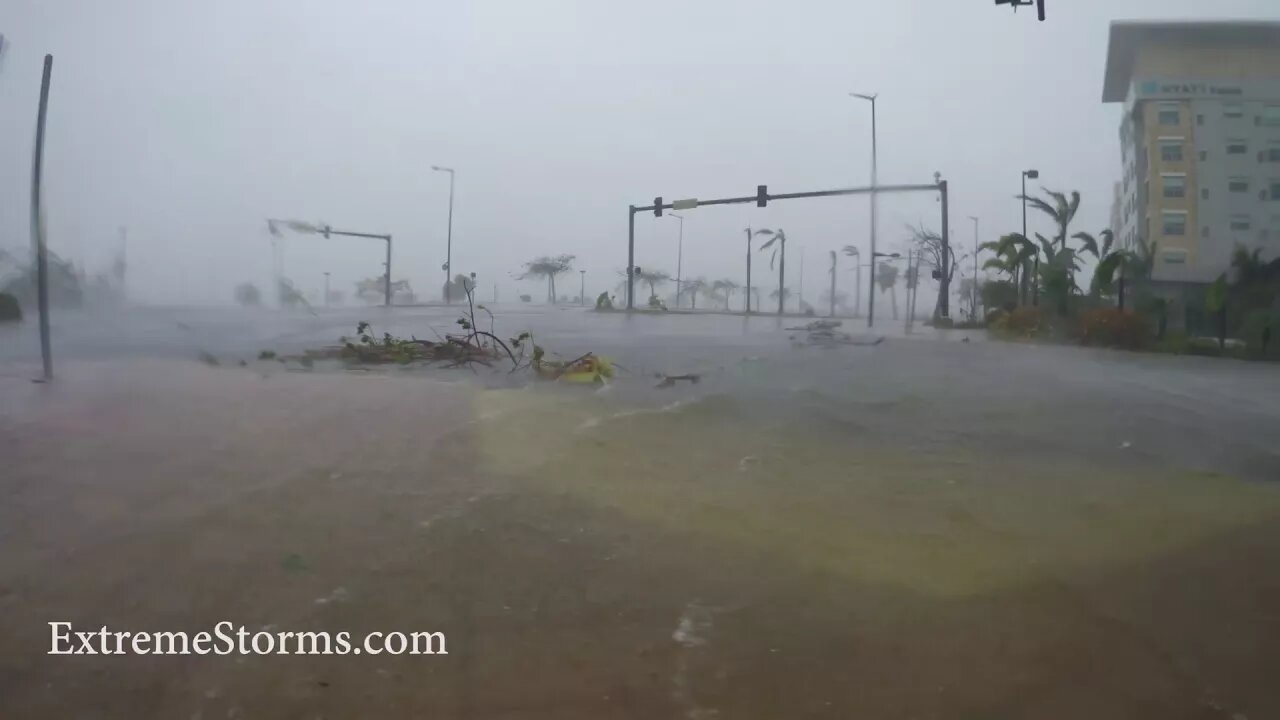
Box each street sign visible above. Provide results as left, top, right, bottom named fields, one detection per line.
left=672, top=198, right=698, bottom=210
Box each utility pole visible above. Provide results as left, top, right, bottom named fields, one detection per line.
left=323, top=272, right=331, bottom=306
left=904, top=249, right=914, bottom=334
left=31, top=54, right=54, bottom=382
left=432, top=165, right=456, bottom=303
left=969, top=215, right=980, bottom=320
left=744, top=227, right=753, bottom=314
left=940, top=180, right=950, bottom=318
left=850, top=91, right=878, bottom=328
left=1022, top=169, right=1039, bottom=305
left=579, top=270, right=586, bottom=305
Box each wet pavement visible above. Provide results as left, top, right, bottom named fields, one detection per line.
left=2, top=305, right=1280, bottom=718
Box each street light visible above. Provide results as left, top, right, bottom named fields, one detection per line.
left=968, top=216, right=980, bottom=318
left=849, top=91, right=878, bottom=328
left=1022, top=169, right=1039, bottom=305
left=668, top=212, right=685, bottom=308
left=431, top=165, right=456, bottom=303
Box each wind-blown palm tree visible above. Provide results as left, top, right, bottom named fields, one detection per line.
left=680, top=277, right=709, bottom=309
left=980, top=233, right=1038, bottom=305
left=712, top=278, right=740, bottom=310
left=1021, top=189, right=1081, bottom=251
left=755, top=229, right=788, bottom=314
left=518, top=254, right=576, bottom=303
left=1019, top=188, right=1081, bottom=306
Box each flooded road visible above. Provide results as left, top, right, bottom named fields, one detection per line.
left=2, top=306, right=1280, bottom=718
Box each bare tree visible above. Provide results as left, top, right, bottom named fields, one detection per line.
left=906, top=223, right=967, bottom=321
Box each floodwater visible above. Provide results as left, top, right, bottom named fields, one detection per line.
left=2, top=305, right=1280, bottom=718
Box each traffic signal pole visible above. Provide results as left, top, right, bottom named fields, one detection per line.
left=321, top=226, right=394, bottom=306
left=626, top=181, right=946, bottom=311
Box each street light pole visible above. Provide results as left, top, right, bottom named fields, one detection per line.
left=323, top=272, right=330, bottom=307
left=432, top=165, right=456, bottom=303
left=744, top=227, right=753, bottom=314
left=1022, top=169, right=1039, bottom=305
left=669, top=213, right=684, bottom=308
left=969, top=216, right=979, bottom=319
left=579, top=269, right=586, bottom=306
left=31, top=53, right=54, bottom=382
left=850, top=91, right=878, bottom=328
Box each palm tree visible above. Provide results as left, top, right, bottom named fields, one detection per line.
left=1021, top=188, right=1081, bottom=251
left=637, top=269, right=671, bottom=301
left=1082, top=233, right=1155, bottom=311
left=1019, top=188, right=1081, bottom=306
left=712, top=278, right=740, bottom=310
left=1034, top=233, right=1082, bottom=315
left=769, top=287, right=792, bottom=305
left=518, top=254, right=576, bottom=303
left=755, top=228, right=787, bottom=314
left=681, top=277, right=709, bottom=309
left=980, top=233, right=1037, bottom=305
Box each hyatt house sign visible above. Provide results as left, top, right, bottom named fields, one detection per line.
left=1132, top=78, right=1280, bottom=102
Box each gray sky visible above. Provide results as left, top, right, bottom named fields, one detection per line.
left=1, top=0, right=1276, bottom=305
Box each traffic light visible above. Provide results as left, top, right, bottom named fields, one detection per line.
left=757, top=185, right=767, bottom=207
left=654, top=197, right=663, bottom=217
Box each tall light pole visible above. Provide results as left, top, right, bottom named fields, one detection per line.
left=968, top=216, right=979, bottom=319
left=431, top=165, right=456, bottom=303
left=744, top=227, right=753, bottom=314
left=850, top=91, right=878, bottom=328
left=579, top=269, right=586, bottom=305
left=323, top=271, right=331, bottom=307
left=1022, top=169, right=1039, bottom=305
left=668, top=212, right=685, bottom=308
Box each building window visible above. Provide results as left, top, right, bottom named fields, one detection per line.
left=1162, top=211, right=1187, bottom=236
left=1160, top=141, right=1184, bottom=162
left=1158, top=103, right=1180, bottom=125
left=1162, top=175, right=1186, bottom=198
left=1197, top=114, right=1204, bottom=126
left=1227, top=140, right=1248, bottom=155
left=1202, top=188, right=1210, bottom=200
left=1271, top=181, right=1280, bottom=200
left=1202, top=226, right=1211, bottom=238
left=1162, top=249, right=1188, bottom=264
left=1224, top=102, right=1245, bottom=119
left=1267, top=146, right=1280, bottom=163
left=1200, top=150, right=1208, bottom=161
left=1230, top=215, right=1252, bottom=231
left=1263, top=105, right=1280, bottom=127
left=1229, top=178, right=1250, bottom=193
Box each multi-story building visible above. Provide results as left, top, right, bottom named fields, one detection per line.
left=1103, top=20, right=1280, bottom=315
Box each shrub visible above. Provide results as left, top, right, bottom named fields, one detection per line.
left=1077, top=308, right=1151, bottom=350
left=0, top=292, right=21, bottom=323
left=990, top=306, right=1045, bottom=339
left=1239, top=309, right=1280, bottom=359
left=980, top=280, right=1018, bottom=313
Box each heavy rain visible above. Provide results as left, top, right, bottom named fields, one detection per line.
left=2, top=2, right=1280, bottom=718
